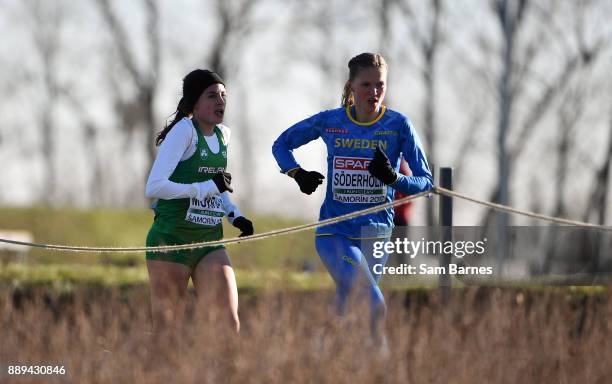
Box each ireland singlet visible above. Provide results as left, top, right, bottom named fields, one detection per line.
left=146, top=122, right=228, bottom=268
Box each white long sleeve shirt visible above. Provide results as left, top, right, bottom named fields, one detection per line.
left=145, top=118, right=241, bottom=222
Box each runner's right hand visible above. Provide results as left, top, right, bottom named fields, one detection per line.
left=212, top=171, right=233, bottom=193
left=293, top=168, right=324, bottom=195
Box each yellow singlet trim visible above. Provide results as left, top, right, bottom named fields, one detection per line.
left=345, top=105, right=387, bottom=126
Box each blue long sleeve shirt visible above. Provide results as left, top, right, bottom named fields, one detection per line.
left=272, top=106, right=433, bottom=238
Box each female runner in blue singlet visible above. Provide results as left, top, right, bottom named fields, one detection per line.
left=272, top=53, right=433, bottom=346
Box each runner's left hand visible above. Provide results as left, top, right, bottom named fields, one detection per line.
left=233, top=216, right=254, bottom=237
left=368, top=147, right=398, bottom=185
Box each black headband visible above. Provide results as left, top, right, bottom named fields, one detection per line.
left=180, top=69, right=225, bottom=113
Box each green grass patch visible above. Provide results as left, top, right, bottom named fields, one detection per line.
left=1, top=262, right=608, bottom=296
left=0, top=262, right=334, bottom=291
left=0, top=206, right=321, bottom=270
left=1, top=207, right=609, bottom=295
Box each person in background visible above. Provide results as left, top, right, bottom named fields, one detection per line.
left=392, top=159, right=413, bottom=265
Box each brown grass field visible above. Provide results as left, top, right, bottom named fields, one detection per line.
left=1, top=285, right=611, bottom=383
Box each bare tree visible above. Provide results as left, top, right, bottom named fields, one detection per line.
left=0, top=44, right=25, bottom=203
left=285, top=0, right=356, bottom=108
left=207, top=0, right=260, bottom=78
left=584, top=112, right=612, bottom=273
left=377, top=0, right=395, bottom=59
left=395, top=0, right=443, bottom=168
left=442, top=0, right=612, bottom=272
left=94, top=0, right=160, bottom=171
left=57, top=85, right=106, bottom=206
left=393, top=0, right=444, bottom=226
left=583, top=122, right=612, bottom=226
left=474, top=0, right=608, bottom=227
left=204, top=0, right=267, bottom=211
left=450, top=110, right=487, bottom=189
left=23, top=0, right=65, bottom=204
left=541, top=83, right=586, bottom=273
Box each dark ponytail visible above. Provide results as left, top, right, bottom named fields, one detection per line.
left=155, top=69, right=225, bottom=146
left=155, top=97, right=189, bottom=146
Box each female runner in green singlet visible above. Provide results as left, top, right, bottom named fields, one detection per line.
left=145, top=69, right=253, bottom=333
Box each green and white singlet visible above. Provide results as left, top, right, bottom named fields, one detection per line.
left=146, top=122, right=229, bottom=268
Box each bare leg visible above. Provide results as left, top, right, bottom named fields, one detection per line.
left=192, top=249, right=240, bottom=333
left=146, top=260, right=192, bottom=333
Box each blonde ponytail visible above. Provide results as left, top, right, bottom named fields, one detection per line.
left=341, top=81, right=354, bottom=108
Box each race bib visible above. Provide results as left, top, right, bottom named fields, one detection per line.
left=185, top=196, right=225, bottom=226
left=332, top=156, right=386, bottom=204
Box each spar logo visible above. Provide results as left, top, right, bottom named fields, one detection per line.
left=326, top=127, right=349, bottom=134
left=334, top=156, right=371, bottom=170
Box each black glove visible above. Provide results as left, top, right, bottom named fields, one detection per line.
left=212, top=171, right=233, bottom=193
left=368, top=147, right=398, bottom=185
left=232, top=216, right=254, bottom=237
left=293, top=168, right=325, bottom=195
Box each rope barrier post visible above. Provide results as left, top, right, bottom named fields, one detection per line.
left=496, top=213, right=508, bottom=278
left=428, top=164, right=438, bottom=259
left=439, top=167, right=453, bottom=304
left=428, top=163, right=437, bottom=227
